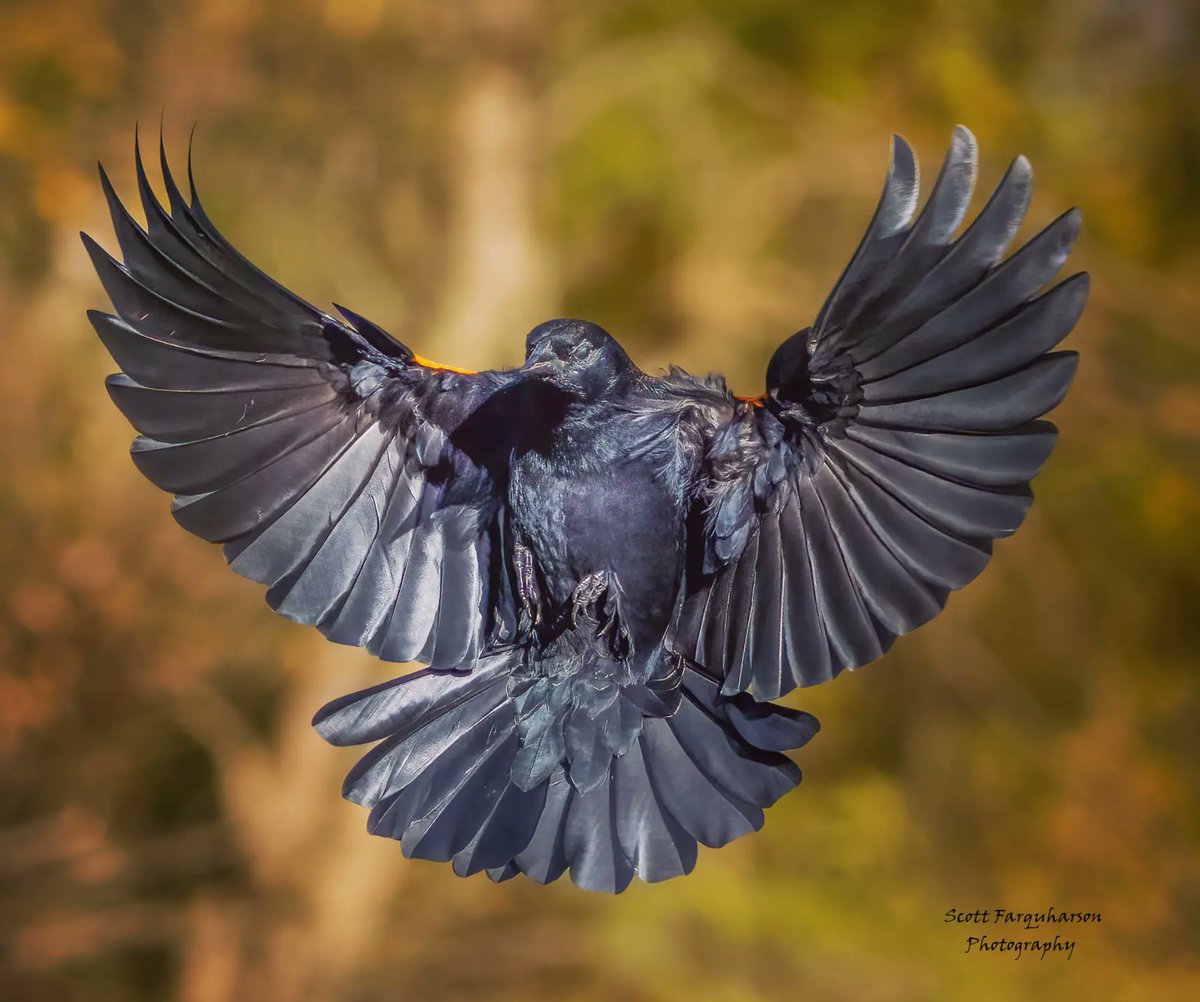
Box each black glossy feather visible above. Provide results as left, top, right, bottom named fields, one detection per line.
left=613, top=738, right=697, bottom=882
left=88, top=312, right=321, bottom=391
left=512, top=773, right=573, bottom=884
left=86, top=126, right=1085, bottom=893
left=679, top=127, right=1085, bottom=701
left=844, top=422, right=1058, bottom=487
left=453, top=779, right=549, bottom=876
left=776, top=494, right=833, bottom=687
left=814, top=462, right=945, bottom=636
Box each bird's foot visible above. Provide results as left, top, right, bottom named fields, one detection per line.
left=513, top=541, right=543, bottom=640
left=568, top=571, right=631, bottom=660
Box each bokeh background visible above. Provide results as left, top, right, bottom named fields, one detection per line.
left=2, top=1, right=1198, bottom=999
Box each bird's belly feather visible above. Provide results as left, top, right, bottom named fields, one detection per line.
left=510, top=450, right=683, bottom=651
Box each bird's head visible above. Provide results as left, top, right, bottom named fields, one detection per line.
left=522, top=319, right=638, bottom=397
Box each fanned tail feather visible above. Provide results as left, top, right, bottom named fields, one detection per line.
left=313, top=657, right=817, bottom=892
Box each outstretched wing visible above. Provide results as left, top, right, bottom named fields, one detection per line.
left=676, top=126, right=1087, bottom=699
left=85, top=136, right=521, bottom=668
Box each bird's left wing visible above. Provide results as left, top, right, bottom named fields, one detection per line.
left=675, top=127, right=1087, bottom=699
left=85, top=137, right=521, bottom=667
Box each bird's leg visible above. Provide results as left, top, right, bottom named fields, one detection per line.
left=567, top=571, right=631, bottom=660
left=513, top=541, right=543, bottom=640
left=569, top=571, right=609, bottom=619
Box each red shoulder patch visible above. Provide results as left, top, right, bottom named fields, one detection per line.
left=412, top=353, right=477, bottom=375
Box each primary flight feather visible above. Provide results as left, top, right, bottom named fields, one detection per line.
left=85, top=125, right=1086, bottom=892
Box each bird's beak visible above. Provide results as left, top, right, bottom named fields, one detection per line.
left=520, top=344, right=564, bottom=382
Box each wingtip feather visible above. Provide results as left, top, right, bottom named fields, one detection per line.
left=883, top=133, right=920, bottom=235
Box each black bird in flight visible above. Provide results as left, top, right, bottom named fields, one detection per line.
left=85, top=125, right=1086, bottom=892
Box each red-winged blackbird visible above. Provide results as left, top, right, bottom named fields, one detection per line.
left=85, top=125, right=1086, bottom=891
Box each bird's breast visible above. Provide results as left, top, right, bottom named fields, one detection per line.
left=510, top=424, right=686, bottom=649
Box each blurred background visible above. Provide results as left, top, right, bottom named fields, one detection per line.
left=1, top=1, right=1198, bottom=999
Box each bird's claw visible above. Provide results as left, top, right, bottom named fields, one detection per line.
left=567, top=571, right=631, bottom=659
left=513, top=541, right=543, bottom=641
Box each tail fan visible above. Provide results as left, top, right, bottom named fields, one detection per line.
left=313, top=655, right=818, bottom=892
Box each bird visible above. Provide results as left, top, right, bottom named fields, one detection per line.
left=84, top=125, right=1087, bottom=892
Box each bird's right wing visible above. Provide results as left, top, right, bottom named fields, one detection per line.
left=85, top=137, right=523, bottom=668
left=675, top=127, right=1087, bottom=699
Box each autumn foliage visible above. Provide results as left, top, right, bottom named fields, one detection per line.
left=1, top=1, right=1197, bottom=999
